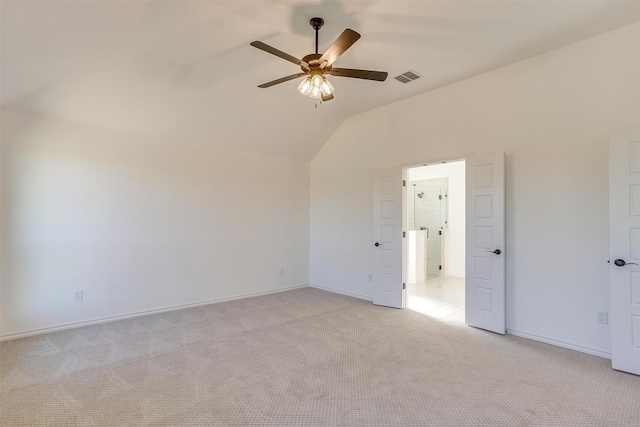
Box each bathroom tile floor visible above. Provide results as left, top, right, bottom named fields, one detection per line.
left=407, top=276, right=465, bottom=322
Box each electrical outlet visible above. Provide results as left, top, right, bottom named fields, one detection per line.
left=280, top=268, right=285, bottom=275
left=596, top=310, right=608, bottom=324
left=74, top=290, right=83, bottom=301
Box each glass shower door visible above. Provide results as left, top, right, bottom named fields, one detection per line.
left=410, top=180, right=448, bottom=280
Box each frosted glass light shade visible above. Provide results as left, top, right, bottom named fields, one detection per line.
left=320, top=77, right=334, bottom=96
left=309, top=86, right=322, bottom=99
left=298, top=77, right=312, bottom=96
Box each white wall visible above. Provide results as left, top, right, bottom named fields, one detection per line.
left=0, top=109, right=310, bottom=338
left=310, top=23, right=640, bottom=357
left=408, top=162, right=465, bottom=278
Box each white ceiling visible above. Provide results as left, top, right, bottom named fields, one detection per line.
left=2, top=1, right=639, bottom=161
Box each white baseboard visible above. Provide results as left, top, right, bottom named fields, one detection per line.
left=507, top=328, right=611, bottom=360
left=310, top=284, right=372, bottom=301
left=0, top=284, right=309, bottom=342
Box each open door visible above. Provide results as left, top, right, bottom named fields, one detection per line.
left=465, top=152, right=506, bottom=334
left=609, top=128, right=640, bottom=375
left=372, top=168, right=405, bottom=308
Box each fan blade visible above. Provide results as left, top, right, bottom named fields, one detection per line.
left=326, top=68, right=388, bottom=81
left=250, top=41, right=309, bottom=70
left=318, top=29, right=361, bottom=67
left=257, top=73, right=307, bottom=88
left=321, top=93, right=334, bottom=102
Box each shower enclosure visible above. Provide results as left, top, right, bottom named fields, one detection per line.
left=407, top=178, right=448, bottom=281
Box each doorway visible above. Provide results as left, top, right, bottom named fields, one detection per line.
left=405, top=161, right=465, bottom=321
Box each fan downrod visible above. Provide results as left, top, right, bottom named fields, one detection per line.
left=310, top=17, right=324, bottom=54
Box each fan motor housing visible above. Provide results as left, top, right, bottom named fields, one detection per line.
left=301, top=53, right=331, bottom=71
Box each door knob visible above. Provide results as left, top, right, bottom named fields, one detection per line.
left=486, top=249, right=501, bottom=255
left=614, top=259, right=639, bottom=267
left=374, top=242, right=380, bottom=247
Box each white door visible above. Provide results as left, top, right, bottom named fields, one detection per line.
left=610, top=128, right=640, bottom=375
left=465, top=152, right=506, bottom=334
left=373, top=168, right=404, bottom=308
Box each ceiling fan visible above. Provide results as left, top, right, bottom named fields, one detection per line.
left=250, top=17, right=388, bottom=101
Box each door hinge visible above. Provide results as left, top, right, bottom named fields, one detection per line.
left=403, top=231, right=406, bottom=238
left=403, top=283, right=406, bottom=290
left=403, top=179, right=406, bottom=187
left=439, top=230, right=442, bottom=236
left=438, top=195, right=442, bottom=200
left=439, top=265, right=442, bottom=270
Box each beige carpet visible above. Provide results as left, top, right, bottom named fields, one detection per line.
left=1, top=287, right=639, bottom=426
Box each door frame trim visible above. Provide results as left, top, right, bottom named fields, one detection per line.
left=401, top=153, right=472, bottom=169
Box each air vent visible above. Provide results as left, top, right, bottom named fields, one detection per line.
left=394, top=70, right=422, bottom=84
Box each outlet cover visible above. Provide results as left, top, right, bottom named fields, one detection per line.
left=596, top=310, right=608, bottom=324
left=74, top=290, right=83, bottom=301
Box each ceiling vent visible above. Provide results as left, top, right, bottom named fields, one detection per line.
left=394, top=70, right=422, bottom=84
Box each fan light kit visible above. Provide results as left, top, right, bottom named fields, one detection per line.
left=251, top=17, right=387, bottom=102
left=298, top=72, right=334, bottom=99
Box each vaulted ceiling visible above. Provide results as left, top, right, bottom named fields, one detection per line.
left=2, top=1, right=639, bottom=161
